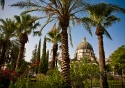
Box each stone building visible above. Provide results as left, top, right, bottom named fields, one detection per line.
left=73, top=37, right=96, bottom=61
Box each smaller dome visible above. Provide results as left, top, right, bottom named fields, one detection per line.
left=76, top=37, right=93, bottom=50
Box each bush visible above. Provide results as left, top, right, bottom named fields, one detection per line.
left=9, top=68, right=62, bottom=88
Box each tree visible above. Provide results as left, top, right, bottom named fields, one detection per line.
left=11, top=0, right=91, bottom=87
left=35, top=38, right=41, bottom=74
left=14, top=14, right=40, bottom=70
left=110, top=45, right=125, bottom=71
left=30, top=44, right=37, bottom=75
left=31, top=44, right=37, bottom=65
left=38, top=36, right=48, bottom=74
left=70, top=57, right=99, bottom=87
left=0, top=18, right=19, bottom=67
left=82, top=2, right=125, bottom=88
left=46, top=25, right=61, bottom=68
left=46, top=50, right=49, bottom=71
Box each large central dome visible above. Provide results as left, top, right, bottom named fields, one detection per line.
left=76, top=37, right=93, bottom=50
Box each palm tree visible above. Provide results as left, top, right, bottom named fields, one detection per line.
left=11, top=0, right=91, bottom=87
left=0, top=18, right=19, bottom=67
left=82, top=2, right=125, bottom=88
left=14, top=14, right=40, bottom=70
left=46, top=24, right=61, bottom=68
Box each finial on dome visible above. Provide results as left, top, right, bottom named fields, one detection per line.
left=83, top=37, right=86, bottom=42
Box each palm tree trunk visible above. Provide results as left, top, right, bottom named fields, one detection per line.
left=15, top=43, right=25, bottom=70
left=16, top=32, right=28, bottom=70
left=97, top=35, right=108, bottom=88
left=0, top=41, right=7, bottom=67
left=52, top=43, right=58, bottom=68
left=61, top=28, right=71, bottom=88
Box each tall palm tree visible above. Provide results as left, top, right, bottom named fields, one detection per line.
left=14, top=14, right=40, bottom=70
left=0, top=18, right=19, bottom=67
left=11, top=0, right=91, bottom=87
left=46, top=24, right=61, bottom=68
left=82, top=2, right=125, bottom=88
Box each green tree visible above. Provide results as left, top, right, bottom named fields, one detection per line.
left=11, top=0, right=91, bottom=87
left=0, top=18, right=19, bottom=67
left=38, top=36, right=48, bottom=74
left=46, top=25, right=61, bottom=68
left=70, top=57, right=99, bottom=87
left=30, top=44, right=37, bottom=75
left=35, top=38, right=41, bottom=74
left=46, top=50, right=49, bottom=72
left=14, top=14, right=40, bottom=70
left=110, top=45, right=125, bottom=71
left=82, top=2, right=125, bottom=88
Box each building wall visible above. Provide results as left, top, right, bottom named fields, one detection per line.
left=76, top=49, right=95, bottom=61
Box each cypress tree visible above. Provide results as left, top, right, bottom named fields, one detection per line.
left=38, top=36, right=48, bottom=74
left=46, top=50, right=49, bottom=71
left=30, top=44, right=37, bottom=74
left=35, top=38, right=41, bottom=74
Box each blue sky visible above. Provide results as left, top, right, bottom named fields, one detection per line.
left=0, top=0, right=125, bottom=62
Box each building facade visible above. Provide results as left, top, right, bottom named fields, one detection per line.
left=73, top=37, right=96, bottom=61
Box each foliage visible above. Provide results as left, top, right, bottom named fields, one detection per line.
left=9, top=77, right=31, bottom=88
left=0, top=67, right=19, bottom=88
left=82, top=3, right=125, bottom=87
left=110, top=45, right=125, bottom=71
left=11, top=0, right=91, bottom=36
left=30, top=44, right=37, bottom=75
left=11, top=0, right=91, bottom=87
left=0, top=18, right=19, bottom=66
left=46, top=27, right=61, bottom=68
left=16, top=59, right=30, bottom=74
left=46, top=25, right=61, bottom=44
left=33, top=68, right=62, bottom=88
left=8, top=68, right=62, bottom=88
left=46, top=50, right=49, bottom=70
left=14, top=14, right=40, bottom=70
left=35, top=38, right=41, bottom=74
left=30, top=44, right=37, bottom=63
left=70, top=57, right=100, bottom=87
left=0, top=0, right=4, bottom=10
left=82, top=2, right=125, bottom=39
left=38, top=36, right=48, bottom=74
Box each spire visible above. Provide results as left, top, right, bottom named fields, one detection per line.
left=83, top=37, right=86, bottom=42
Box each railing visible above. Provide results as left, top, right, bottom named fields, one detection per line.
left=84, top=74, right=125, bottom=88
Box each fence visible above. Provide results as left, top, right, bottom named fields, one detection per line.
left=84, top=73, right=125, bottom=88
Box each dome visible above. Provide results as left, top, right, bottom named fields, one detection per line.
left=76, top=37, right=93, bottom=50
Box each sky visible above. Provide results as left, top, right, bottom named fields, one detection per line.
left=0, top=0, right=125, bottom=62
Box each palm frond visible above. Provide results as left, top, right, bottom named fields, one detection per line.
left=50, top=0, right=58, bottom=7
left=108, top=3, right=125, bottom=14
left=33, top=31, right=39, bottom=36
left=70, top=15, right=75, bottom=27
left=14, top=15, right=21, bottom=23
left=0, top=0, right=4, bottom=10
left=81, top=17, right=95, bottom=36
left=68, top=26, right=73, bottom=47
left=46, top=25, right=61, bottom=44
left=46, top=37, right=53, bottom=43
left=0, top=18, right=6, bottom=25
left=38, top=16, right=54, bottom=35
left=11, top=1, right=29, bottom=9
left=47, top=31, right=55, bottom=39
left=103, top=27, right=112, bottom=40
left=21, top=8, right=44, bottom=15
left=11, top=1, right=41, bottom=9
left=104, top=15, right=120, bottom=28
